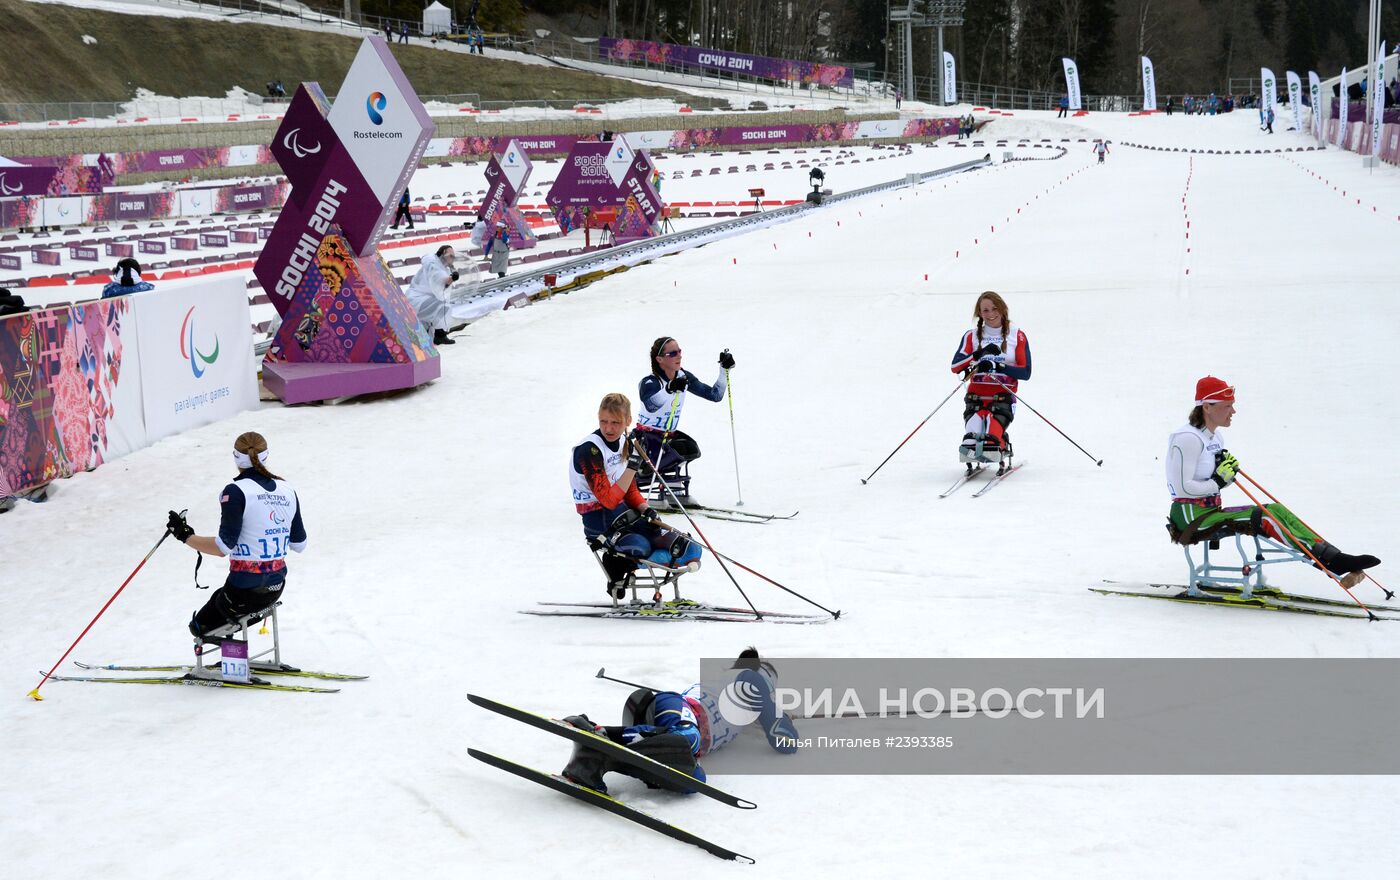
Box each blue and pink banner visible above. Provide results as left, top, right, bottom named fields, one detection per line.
left=599, top=38, right=854, bottom=88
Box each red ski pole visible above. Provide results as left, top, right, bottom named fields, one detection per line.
left=1231, top=479, right=1376, bottom=618
left=1237, top=469, right=1393, bottom=600
left=28, top=529, right=172, bottom=700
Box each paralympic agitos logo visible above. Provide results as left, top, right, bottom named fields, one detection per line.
left=180, top=306, right=220, bottom=379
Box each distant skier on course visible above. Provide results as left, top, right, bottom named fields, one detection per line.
left=949, top=291, right=1031, bottom=468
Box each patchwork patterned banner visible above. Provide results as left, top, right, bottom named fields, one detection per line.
left=0, top=299, right=146, bottom=496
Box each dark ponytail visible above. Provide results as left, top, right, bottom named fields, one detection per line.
left=649, top=336, right=674, bottom=378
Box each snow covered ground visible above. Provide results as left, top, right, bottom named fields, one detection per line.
left=5, top=107, right=1400, bottom=878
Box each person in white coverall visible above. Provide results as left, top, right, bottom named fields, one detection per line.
left=406, top=245, right=458, bottom=346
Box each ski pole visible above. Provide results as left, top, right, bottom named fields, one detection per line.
left=632, top=435, right=763, bottom=619
left=29, top=528, right=174, bottom=700
left=1231, top=479, right=1376, bottom=617
left=724, top=358, right=743, bottom=507
left=1237, top=469, right=1394, bottom=600
left=861, top=373, right=969, bottom=484
left=710, top=550, right=841, bottom=618
left=986, top=376, right=1103, bottom=466
left=596, top=667, right=665, bottom=692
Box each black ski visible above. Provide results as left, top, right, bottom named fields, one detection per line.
left=468, top=748, right=754, bottom=863
left=467, top=693, right=757, bottom=809
left=520, top=607, right=828, bottom=624
left=649, top=497, right=797, bottom=524
left=1090, top=587, right=1396, bottom=621
left=75, top=661, right=368, bottom=681
left=1100, top=580, right=1400, bottom=613
left=535, top=600, right=828, bottom=620
left=43, top=672, right=340, bottom=693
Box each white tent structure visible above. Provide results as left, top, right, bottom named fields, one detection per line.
left=422, top=1, right=452, bottom=36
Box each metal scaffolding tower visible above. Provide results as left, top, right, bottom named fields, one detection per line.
left=888, top=2, right=967, bottom=105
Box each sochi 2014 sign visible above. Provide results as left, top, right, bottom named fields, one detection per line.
left=546, top=139, right=664, bottom=241
left=256, top=36, right=435, bottom=313
left=253, top=35, right=440, bottom=403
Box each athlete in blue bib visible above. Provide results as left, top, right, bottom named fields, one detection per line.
left=634, top=336, right=735, bottom=498
left=559, top=647, right=799, bottom=794
left=166, top=432, right=308, bottom=641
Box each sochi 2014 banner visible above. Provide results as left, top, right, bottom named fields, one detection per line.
left=942, top=52, right=957, bottom=105
left=0, top=183, right=285, bottom=231
left=1286, top=71, right=1304, bottom=133
left=1062, top=58, right=1082, bottom=110
left=599, top=38, right=854, bottom=88
left=1370, top=43, right=1387, bottom=159
left=0, top=299, right=147, bottom=496
left=1308, top=70, right=1323, bottom=141
left=1141, top=56, right=1157, bottom=111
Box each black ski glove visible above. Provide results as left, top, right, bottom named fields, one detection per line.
left=666, top=374, right=688, bottom=394
left=166, top=510, right=194, bottom=543
left=718, top=350, right=736, bottom=369
left=1211, top=451, right=1240, bottom=488
left=972, top=343, right=1002, bottom=359
left=974, top=360, right=997, bottom=374
left=450, top=270, right=460, bottom=282
left=626, top=443, right=645, bottom=472
left=642, top=507, right=661, bottom=523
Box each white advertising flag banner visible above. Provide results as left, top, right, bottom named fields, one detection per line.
left=1062, top=58, right=1082, bottom=110
left=132, top=276, right=258, bottom=443
left=854, top=119, right=902, bottom=139
left=1260, top=68, right=1277, bottom=112
left=1371, top=43, right=1387, bottom=157
left=42, top=196, right=83, bottom=227
left=1141, top=56, right=1157, bottom=111
left=622, top=130, right=676, bottom=150
left=1308, top=71, right=1322, bottom=141
left=226, top=145, right=261, bottom=167
left=1338, top=67, right=1349, bottom=144
left=1286, top=71, right=1304, bottom=133
left=178, top=189, right=213, bottom=217
left=943, top=52, right=957, bottom=105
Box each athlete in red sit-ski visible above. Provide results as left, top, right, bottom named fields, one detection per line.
left=949, top=291, right=1032, bottom=465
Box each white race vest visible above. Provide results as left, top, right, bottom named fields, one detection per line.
left=1165, top=424, right=1223, bottom=497
left=226, top=477, right=298, bottom=564
left=569, top=434, right=625, bottom=506
left=638, top=387, right=686, bottom=431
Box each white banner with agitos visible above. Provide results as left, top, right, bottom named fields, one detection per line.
left=132, top=276, right=258, bottom=443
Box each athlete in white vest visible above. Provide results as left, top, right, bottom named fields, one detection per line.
left=634, top=336, right=734, bottom=496
left=167, top=431, right=307, bottom=640
left=571, top=393, right=700, bottom=596
left=949, top=291, right=1031, bottom=462
left=1165, top=376, right=1378, bottom=586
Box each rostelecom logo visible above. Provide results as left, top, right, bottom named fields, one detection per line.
left=180, top=306, right=220, bottom=379
left=366, top=91, right=387, bottom=125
